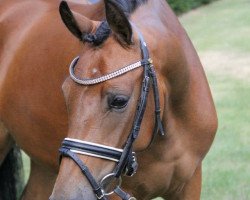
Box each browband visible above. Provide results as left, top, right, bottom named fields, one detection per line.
left=69, top=58, right=151, bottom=85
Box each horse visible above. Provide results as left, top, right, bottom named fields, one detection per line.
left=0, top=0, right=217, bottom=199
left=51, top=0, right=218, bottom=199
left=0, top=0, right=105, bottom=199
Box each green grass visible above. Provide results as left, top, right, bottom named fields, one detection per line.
left=180, top=0, right=250, bottom=53
left=22, top=0, right=250, bottom=199
left=201, top=77, right=250, bottom=200
left=143, top=1, right=249, bottom=199
left=179, top=0, right=250, bottom=199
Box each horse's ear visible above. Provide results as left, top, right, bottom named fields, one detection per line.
left=104, top=0, right=132, bottom=45
left=59, top=1, right=93, bottom=41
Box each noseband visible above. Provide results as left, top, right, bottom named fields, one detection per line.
left=59, top=24, right=165, bottom=200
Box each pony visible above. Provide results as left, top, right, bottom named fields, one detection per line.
left=0, top=0, right=217, bottom=199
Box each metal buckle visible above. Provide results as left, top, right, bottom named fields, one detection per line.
left=96, top=193, right=105, bottom=200
left=100, top=173, right=122, bottom=196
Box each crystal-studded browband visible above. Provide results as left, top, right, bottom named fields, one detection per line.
left=69, top=56, right=152, bottom=85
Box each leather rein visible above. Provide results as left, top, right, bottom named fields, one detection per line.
left=59, top=25, right=165, bottom=200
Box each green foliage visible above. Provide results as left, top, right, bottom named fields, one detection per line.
left=167, top=0, right=218, bottom=14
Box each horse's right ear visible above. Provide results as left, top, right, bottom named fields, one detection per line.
left=59, top=1, right=93, bottom=41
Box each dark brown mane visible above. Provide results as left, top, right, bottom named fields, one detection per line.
left=83, top=0, right=148, bottom=45
left=114, top=0, right=148, bottom=15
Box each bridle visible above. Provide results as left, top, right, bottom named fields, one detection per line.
left=59, top=24, right=165, bottom=200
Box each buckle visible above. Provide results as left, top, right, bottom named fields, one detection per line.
left=100, top=173, right=122, bottom=196
left=148, top=58, right=153, bottom=64
left=96, top=193, right=105, bottom=200
left=125, top=155, right=138, bottom=177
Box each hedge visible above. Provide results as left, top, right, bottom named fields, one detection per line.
left=167, top=0, right=218, bottom=14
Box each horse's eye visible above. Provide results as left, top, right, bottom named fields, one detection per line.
left=108, top=95, right=129, bottom=110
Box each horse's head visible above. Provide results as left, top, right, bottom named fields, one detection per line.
left=51, top=0, right=166, bottom=199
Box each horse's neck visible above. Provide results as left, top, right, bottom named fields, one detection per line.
left=132, top=0, right=217, bottom=160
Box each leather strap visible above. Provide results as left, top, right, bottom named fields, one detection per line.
left=62, top=139, right=123, bottom=162
left=114, top=187, right=136, bottom=200
left=59, top=147, right=107, bottom=200
left=113, top=26, right=165, bottom=178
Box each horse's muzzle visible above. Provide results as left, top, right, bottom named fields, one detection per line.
left=49, top=191, right=97, bottom=200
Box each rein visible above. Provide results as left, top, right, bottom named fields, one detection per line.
left=59, top=25, right=164, bottom=200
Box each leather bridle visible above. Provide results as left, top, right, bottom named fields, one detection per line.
left=59, top=24, right=165, bottom=200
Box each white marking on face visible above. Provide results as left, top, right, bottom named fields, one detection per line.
left=92, top=68, right=98, bottom=74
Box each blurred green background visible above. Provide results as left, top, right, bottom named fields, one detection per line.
left=22, top=0, right=250, bottom=199
left=156, top=0, right=250, bottom=199
left=168, top=0, right=218, bottom=14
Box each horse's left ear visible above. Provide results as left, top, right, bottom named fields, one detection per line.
left=104, top=0, right=132, bottom=45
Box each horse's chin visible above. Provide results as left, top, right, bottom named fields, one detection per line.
left=50, top=185, right=96, bottom=200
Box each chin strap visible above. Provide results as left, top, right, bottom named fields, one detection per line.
left=114, top=187, right=136, bottom=200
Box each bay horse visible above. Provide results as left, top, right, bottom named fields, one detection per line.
left=0, top=0, right=217, bottom=200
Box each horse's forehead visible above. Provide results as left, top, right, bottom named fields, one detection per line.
left=77, top=41, right=141, bottom=77
left=63, top=32, right=146, bottom=96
